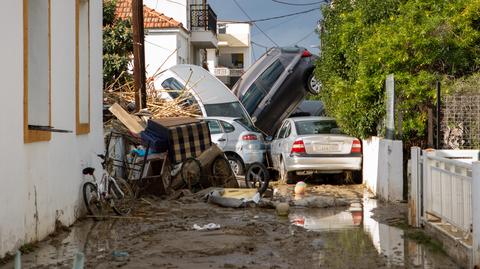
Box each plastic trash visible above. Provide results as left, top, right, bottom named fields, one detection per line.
left=193, top=223, right=221, bottom=231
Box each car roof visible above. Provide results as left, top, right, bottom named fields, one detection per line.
left=288, top=116, right=336, bottom=122
left=203, top=116, right=238, bottom=122
left=169, top=64, right=238, bottom=105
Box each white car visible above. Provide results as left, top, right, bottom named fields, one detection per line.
left=154, top=65, right=256, bottom=130
left=270, top=116, right=362, bottom=184
left=204, top=117, right=265, bottom=176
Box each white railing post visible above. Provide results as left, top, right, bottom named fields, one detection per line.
left=472, top=162, right=480, bottom=268
left=409, top=147, right=422, bottom=227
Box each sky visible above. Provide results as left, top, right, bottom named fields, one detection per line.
left=208, top=0, right=324, bottom=61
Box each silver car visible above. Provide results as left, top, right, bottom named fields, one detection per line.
left=270, top=117, right=362, bottom=183
left=204, top=117, right=266, bottom=176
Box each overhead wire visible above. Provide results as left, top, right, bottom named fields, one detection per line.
left=247, top=7, right=320, bottom=23
left=232, top=0, right=279, bottom=46
left=289, top=29, right=316, bottom=46
left=271, top=0, right=326, bottom=6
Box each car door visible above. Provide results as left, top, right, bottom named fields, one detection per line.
left=219, top=120, right=238, bottom=152
left=279, top=121, right=292, bottom=160
left=206, top=119, right=228, bottom=149
left=271, top=121, right=288, bottom=169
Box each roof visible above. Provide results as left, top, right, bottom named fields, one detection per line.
left=115, top=0, right=184, bottom=29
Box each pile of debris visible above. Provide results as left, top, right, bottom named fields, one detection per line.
left=103, top=77, right=238, bottom=198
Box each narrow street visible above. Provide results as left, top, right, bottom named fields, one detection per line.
left=1, top=183, right=459, bottom=269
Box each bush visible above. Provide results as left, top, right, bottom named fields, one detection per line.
left=315, top=0, right=480, bottom=140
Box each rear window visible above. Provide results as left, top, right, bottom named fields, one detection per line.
left=161, top=77, right=184, bottom=99
left=240, top=83, right=266, bottom=114
left=295, top=120, right=339, bottom=135
left=204, top=102, right=254, bottom=129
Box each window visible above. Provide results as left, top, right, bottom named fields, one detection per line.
left=76, top=0, right=90, bottom=134
left=240, top=83, right=266, bottom=114
left=283, top=122, right=291, bottom=138
left=161, top=77, right=185, bottom=99
left=276, top=122, right=288, bottom=139
left=294, top=120, right=339, bottom=135
left=204, top=102, right=250, bottom=123
left=218, top=23, right=226, bottom=34
left=206, top=120, right=222, bottom=134
left=258, top=60, right=284, bottom=92
left=220, top=121, right=235, bottom=133
left=23, top=0, right=51, bottom=143
left=231, top=53, right=244, bottom=68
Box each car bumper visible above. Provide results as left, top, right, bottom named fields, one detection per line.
left=284, top=155, right=362, bottom=172
left=239, top=149, right=265, bottom=165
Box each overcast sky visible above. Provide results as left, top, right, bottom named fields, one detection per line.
left=208, top=0, right=324, bottom=61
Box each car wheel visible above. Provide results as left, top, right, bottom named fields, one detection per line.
left=227, top=155, right=244, bottom=176
left=306, top=72, right=321, bottom=94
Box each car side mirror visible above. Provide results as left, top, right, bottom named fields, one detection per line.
left=265, top=136, right=273, bottom=142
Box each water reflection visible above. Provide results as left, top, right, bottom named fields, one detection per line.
left=289, top=193, right=459, bottom=268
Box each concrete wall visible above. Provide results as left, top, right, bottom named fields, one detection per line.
left=0, top=0, right=103, bottom=257
left=217, top=47, right=252, bottom=70
left=363, top=137, right=403, bottom=201
left=145, top=31, right=179, bottom=80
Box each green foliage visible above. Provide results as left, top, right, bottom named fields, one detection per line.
left=103, top=0, right=133, bottom=87
left=315, top=0, right=480, bottom=140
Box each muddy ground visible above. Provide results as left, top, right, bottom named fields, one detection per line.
left=0, top=183, right=460, bottom=269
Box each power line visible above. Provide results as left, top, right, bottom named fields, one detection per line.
left=289, top=30, right=316, bottom=46
left=232, top=0, right=279, bottom=46
left=252, top=15, right=301, bottom=36
left=251, top=41, right=270, bottom=49
left=248, top=8, right=320, bottom=23
left=272, top=0, right=326, bottom=6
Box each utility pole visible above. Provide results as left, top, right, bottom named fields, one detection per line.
left=132, top=0, right=147, bottom=111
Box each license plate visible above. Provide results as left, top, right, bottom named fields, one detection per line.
left=314, top=144, right=339, bottom=152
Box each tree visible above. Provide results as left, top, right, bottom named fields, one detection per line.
left=315, top=0, right=480, bottom=141
left=103, top=0, right=133, bottom=87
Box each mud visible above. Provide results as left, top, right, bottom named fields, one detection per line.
left=0, top=184, right=460, bottom=269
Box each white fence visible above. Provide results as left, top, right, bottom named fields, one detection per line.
left=410, top=147, right=480, bottom=267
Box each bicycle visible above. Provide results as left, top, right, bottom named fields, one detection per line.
left=82, top=154, right=135, bottom=219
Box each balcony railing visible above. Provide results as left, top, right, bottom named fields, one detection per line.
left=190, top=4, right=217, bottom=35
left=214, top=67, right=244, bottom=77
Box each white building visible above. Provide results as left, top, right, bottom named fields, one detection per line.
left=116, top=0, right=219, bottom=83
left=116, top=1, right=253, bottom=89
left=0, top=0, right=103, bottom=258
left=213, top=21, right=253, bottom=88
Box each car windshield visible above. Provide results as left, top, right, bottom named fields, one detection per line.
left=240, top=83, right=266, bottom=114
left=295, top=120, right=340, bottom=135
left=204, top=102, right=255, bottom=129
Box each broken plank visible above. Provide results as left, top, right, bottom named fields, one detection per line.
left=109, top=103, right=145, bottom=134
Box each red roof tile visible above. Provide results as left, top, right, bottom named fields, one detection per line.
left=115, top=0, right=183, bottom=29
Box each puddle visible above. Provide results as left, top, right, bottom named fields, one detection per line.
left=288, top=194, right=459, bottom=268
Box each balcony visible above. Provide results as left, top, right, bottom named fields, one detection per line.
left=190, top=4, right=218, bottom=48
left=214, top=67, right=244, bottom=77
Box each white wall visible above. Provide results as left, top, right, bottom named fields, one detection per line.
left=218, top=47, right=252, bottom=70
left=363, top=137, right=403, bottom=202
left=143, top=0, right=188, bottom=29
left=0, top=0, right=103, bottom=257
left=224, top=23, right=250, bottom=46
left=145, top=32, right=178, bottom=79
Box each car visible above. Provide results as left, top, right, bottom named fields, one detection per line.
left=290, top=100, right=325, bottom=117
left=204, top=117, right=266, bottom=176
left=269, top=116, right=362, bottom=184
left=232, top=46, right=320, bottom=136
left=153, top=64, right=256, bottom=130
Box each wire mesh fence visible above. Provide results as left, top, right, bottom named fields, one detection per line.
left=441, top=94, right=480, bottom=149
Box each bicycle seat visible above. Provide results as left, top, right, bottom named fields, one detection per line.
left=82, top=167, right=95, bottom=175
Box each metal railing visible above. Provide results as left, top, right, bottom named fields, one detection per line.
left=411, top=148, right=479, bottom=233
left=190, top=4, right=217, bottom=34
left=213, top=67, right=244, bottom=77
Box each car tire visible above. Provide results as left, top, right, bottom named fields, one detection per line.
left=227, top=155, right=245, bottom=176
left=306, top=71, right=321, bottom=95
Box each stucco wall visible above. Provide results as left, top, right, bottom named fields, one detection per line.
left=145, top=32, right=178, bottom=79
left=0, top=0, right=103, bottom=257
left=143, top=0, right=188, bottom=28
left=362, top=137, right=403, bottom=202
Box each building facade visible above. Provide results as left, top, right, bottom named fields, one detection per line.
left=0, top=0, right=103, bottom=257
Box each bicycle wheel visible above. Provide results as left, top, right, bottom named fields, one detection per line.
left=110, top=177, right=135, bottom=216
left=181, top=158, right=202, bottom=190
left=245, top=162, right=270, bottom=194
left=83, top=182, right=103, bottom=219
